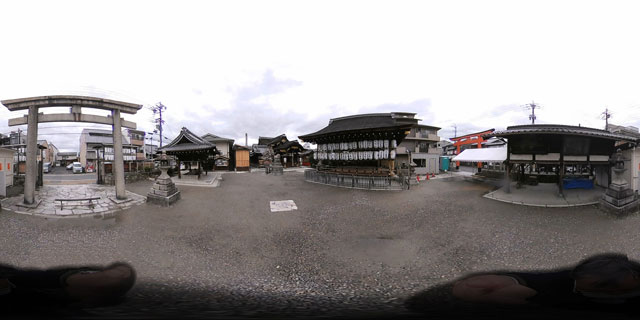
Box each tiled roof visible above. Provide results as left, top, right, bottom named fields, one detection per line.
left=251, top=144, right=269, bottom=154
left=160, top=144, right=216, bottom=152
left=258, top=136, right=275, bottom=145
left=202, top=133, right=235, bottom=143
left=299, top=112, right=419, bottom=141
left=232, top=145, right=251, bottom=151
left=488, top=124, right=638, bottom=142
left=276, top=140, right=305, bottom=151
left=159, top=127, right=217, bottom=153
left=258, top=135, right=287, bottom=146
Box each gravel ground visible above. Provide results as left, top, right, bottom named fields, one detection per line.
left=2, top=171, right=640, bottom=319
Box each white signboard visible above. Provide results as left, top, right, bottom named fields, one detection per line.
left=269, top=200, right=298, bottom=212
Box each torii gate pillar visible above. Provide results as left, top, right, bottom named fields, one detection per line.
left=24, top=106, right=39, bottom=205
left=112, top=109, right=126, bottom=199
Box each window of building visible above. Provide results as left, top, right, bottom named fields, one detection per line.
left=421, top=129, right=433, bottom=136
left=419, top=142, right=429, bottom=153
left=412, top=159, right=426, bottom=167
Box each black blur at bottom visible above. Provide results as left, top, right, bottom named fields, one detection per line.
left=407, top=253, right=640, bottom=320
left=6, top=255, right=640, bottom=320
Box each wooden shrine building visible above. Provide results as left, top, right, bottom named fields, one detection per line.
left=299, top=112, right=420, bottom=178
left=158, top=127, right=219, bottom=179
left=486, top=124, right=637, bottom=195
left=259, top=134, right=306, bottom=168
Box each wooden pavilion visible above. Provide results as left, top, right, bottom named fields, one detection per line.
left=299, top=112, right=419, bottom=176
left=158, top=127, right=219, bottom=179
left=486, top=124, right=638, bottom=195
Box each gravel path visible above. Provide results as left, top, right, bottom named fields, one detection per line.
left=2, top=171, right=639, bottom=318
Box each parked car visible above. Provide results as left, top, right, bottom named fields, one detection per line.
left=66, top=163, right=73, bottom=170
left=43, top=162, right=51, bottom=173
left=72, top=162, right=84, bottom=174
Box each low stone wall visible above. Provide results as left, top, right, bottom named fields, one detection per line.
left=104, top=172, right=151, bottom=185
left=13, top=175, right=25, bottom=187
left=4, top=185, right=23, bottom=198
left=477, top=169, right=505, bottom=180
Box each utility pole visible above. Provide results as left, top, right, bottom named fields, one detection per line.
left=601, top=108, right=612, bottom=131
left=149, top=102, right=167, bottom=147
left=452, top=124, right=457, bottom=138
left=523, top=101, right=541, bottom=124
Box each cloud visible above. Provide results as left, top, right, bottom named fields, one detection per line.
left=157, top=70, right=309, bottom=145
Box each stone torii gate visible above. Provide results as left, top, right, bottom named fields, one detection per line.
left=1, top=95, right=142, bottom=205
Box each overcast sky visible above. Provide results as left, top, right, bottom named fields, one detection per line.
left=2, top=0, right=640, bottom=151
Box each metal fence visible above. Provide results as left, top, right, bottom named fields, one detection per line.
left=304, top=169, right=408, bottom=190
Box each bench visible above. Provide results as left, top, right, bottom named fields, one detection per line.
left=55, top=197, right=100, bottom=209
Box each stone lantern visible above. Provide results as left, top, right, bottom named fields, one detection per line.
left=271, top=154, right=284, bottom=176
left=601, top=149, right=639, bottom=215
left=147, top=151, right=181, bottom=206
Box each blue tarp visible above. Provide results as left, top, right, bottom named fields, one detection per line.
left=563, top=178, right=594, bottom=190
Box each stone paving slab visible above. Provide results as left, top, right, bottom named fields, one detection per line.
left=0, top=185, right=146, bottom=219
left=483, top=182, right=604, bottom=207
left=44, top=179, right=95, bottom=185
left=269, top=200, right=298, bottom=212
left=168, top=172, right=222, bottom=188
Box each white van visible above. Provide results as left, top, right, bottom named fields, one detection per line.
left=43, top=162, right=51, bottom=173
left=72, top=162, right=84, bottom=174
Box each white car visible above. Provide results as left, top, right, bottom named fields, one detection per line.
left=72, top=162, right=84, bottom=174
left=43, top=162, right=51, bottom=173
left=66, top=163, right=73, bottom=170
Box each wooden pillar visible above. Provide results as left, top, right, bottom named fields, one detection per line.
left=505, top=162, right=511, bottom=193
left=37, top=148, right=44, bottom=187
left=504, top=144, right=511, bottom=193
left=520, top=163, right=524, bottom=183
left=178, top=159, right=182, bottom=179
left=559, top=141, right=565, bottom=196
